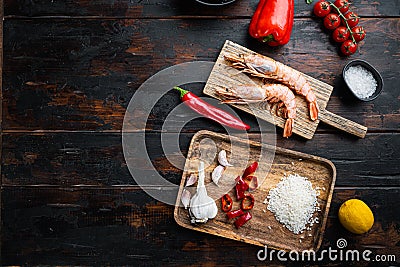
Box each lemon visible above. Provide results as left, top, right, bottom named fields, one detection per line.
left=338, top=199, right=374, bottom=234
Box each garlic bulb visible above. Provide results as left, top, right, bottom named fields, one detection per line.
left=212, top=165, right=225, bottom=186
left=218, top=150, right=233, bottom=167
left=189, top=161, right=218, bottom=223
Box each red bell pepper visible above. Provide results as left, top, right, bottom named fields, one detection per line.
left=249, top=0, right=294, bottom=46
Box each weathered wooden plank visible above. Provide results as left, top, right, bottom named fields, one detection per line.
left=2, top=132, right=399, bottom=186
left=3, top=18, right=399, bottom=131
left=4, top=0, right=399, bottom=18
left=1, top=187, right=399, bottom=265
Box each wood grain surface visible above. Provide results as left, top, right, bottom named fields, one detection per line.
left=203, top=40, right=367, bottom=139
left=174, top=131, right=336, bottom=251
left=1, top=0, right=399, bottom=265
left=2, top=18, right=399, bottom=132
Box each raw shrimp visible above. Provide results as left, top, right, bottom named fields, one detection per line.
left=224, top=53, right=319, bottom=121
left=216, top=84, right=296, bottom=138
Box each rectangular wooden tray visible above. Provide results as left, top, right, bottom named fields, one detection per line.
left=174, top=130, right=336, bottom=252
left=203, top=40, right=367, bottom=139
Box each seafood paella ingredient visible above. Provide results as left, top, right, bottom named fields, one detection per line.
left=235, top=176, right=249, bottom=200
left=189, top=161, right=218, bottom=224
left=185, top=174, right=198, bottom=187
left=313, top=1, right=331, bottom=17
left=241, top=194, right=255, bottom=210
left=173, top=86, right=250, bottom=131
left=314, top=1, right=365, bottom=56
left=223, top=53, right=319, bottom=121
left=352, top=26, right=366, bottom=42
left=332, top=26, right=350, bottom=43
left=323, top=13, right=341, bottom=30
left=343, top=11, right=359, bottom=28
left=344, top=65, right=377, bottom=99
left=226, top=209, right=245, bottom=219
left=216, top=84, right=297, bottom=137
left=266, top=174, right=320, bottom=234
left=340, top=40, right=357, bottom=56
left=243, top=162, right=259, bottom=179
left=212, top=165, right=225, bottom=186
left=221, top=194, right=233, bottom=212
left=234, top=212, right=253, bottom=229
left=245, top=175, right=259, bottom=192
left=333, top=0, right=349, bottom=13
left=248, top=0, right=294, bottom=46
left=218, top=150, right=233, bottom=167
left=181, top=189, right=191, bottom=209
left=338, top=199, right=374, bottom=234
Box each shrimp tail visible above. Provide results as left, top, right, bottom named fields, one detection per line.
left=283, top=118, right=294, bottom=138
left=308, top=101, right=319, bottom=121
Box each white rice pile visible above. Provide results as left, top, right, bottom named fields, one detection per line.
left=267, top=174, right=319, bottom=234
left=345, top=65, right=377, bottom=99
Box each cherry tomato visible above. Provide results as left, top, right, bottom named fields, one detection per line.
left=333, top=0, right=350, bottom=14
left=324, top=13, right=341, bottom=30
left=343, top=12, right=359, bottom=28
left=314, top=1, right=331, bottom=18
left=341, top=40, right=358, bottom=56
left=352, top=26, right=366, bottom=42
left=332, top=26, right=350, bottom=43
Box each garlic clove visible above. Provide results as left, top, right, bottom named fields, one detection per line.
left=212, top=165, right=225, bottom=186
left=181, top=189, right=191, bottom=209
left=218, top=150, right=233, bottom=167
left=185, top=173, right=197, bottom=187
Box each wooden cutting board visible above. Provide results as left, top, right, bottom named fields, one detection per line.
left=203, top=40, right=367, bottom=139
left=174, top=130, right=336, bottom=252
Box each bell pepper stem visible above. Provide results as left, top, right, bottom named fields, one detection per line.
left=173, top=86, right=188, bottom=98
left=262, top=35, right=275, bottom=43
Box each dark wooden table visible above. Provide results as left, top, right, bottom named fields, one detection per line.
left=1, top=0, right=399, bottom=265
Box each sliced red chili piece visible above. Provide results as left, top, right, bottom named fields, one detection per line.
left=234, top=212, right=252, bottom=229
left=226, top=209, right=245, bottom=219
left=241, top=194, right=255, bottom=210
left=221, top=194, right=233, bottom=212
left=245, top=175, right=259, bottom=192
left=243, top=162, right=258, bottom=179
left=235, top=176, right=249, bottom=200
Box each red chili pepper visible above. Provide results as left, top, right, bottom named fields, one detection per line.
left=241, top=194, right=255, bottom=210
left=234, top=212, right=252, bottom=229
left=245, top=175, right=259, bottom=192
left=235, top=176, right=249, bottom=200
left=243, top=162, right=258, bottom=179
left=226, top=209, right=245, bottom=219
left=174, top=87, right=250, bottom=131
left=248, top=0, right=294, bottom=46
left=221, top=194, right=233, bottom=212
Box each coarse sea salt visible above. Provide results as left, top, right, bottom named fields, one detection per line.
left=267, top=174, right=319, bottom=234
left=345, top=65, right=377, bottom=99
